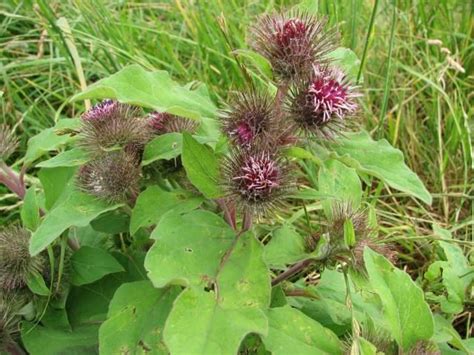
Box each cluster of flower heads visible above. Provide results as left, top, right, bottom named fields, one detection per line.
left=221, top=11, right=360, bottom=217
left=77, top=99, right=200, bottom=203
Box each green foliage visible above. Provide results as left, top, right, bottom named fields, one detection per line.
left=29, top=190, right=123, bottom=256
left=364, top=248, right=434, bottom=350
left=99, top=281, right=180, bottom=354
left=181, top=133, right=223, bottom=198
left=70, top=246, right=124, bottom=286
left=0, top=1, right=470, bottom=353
left=262, top=306, right=342, bottom=354
left=332, top=131, right=432, bottom=204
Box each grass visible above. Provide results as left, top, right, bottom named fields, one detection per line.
left=1, top=0, right=472, bottom=332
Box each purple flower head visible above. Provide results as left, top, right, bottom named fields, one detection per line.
left=221, top=91, right=288, bottom=148
left=275, top=18, right=308, bottom=48
left=223, top=149, right=293, bottom=216
left=288, top=65, right=360, bottom=138
left=147, top=111, right=199, bottom=135
left=309, top=65, right=358, bottom=122
left=81, top=99, right=119, bottom=122
left=251, top=12, right=336, bottom=81
left=79, top=101, right=150, bottom=157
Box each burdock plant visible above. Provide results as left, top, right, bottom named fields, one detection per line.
left=251, top=11, right=336, bottom=82
left=0, top=226, right=46, bottom=291
left=288, top=65, right=360, bottom=138
left=80, top=99, right=150, bottom=157
left=222, top=149, right=292, bottom=219
left=77, top=150, right=141, bottom=203
left=147, top=111, right=199, bottom=135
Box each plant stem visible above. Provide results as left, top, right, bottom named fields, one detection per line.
left=271, top=258, right=314, bottom=287
left=6, top=341, right=26, bottom=355
left=217, top=198, right=236, bottom=230
left=242, top=210, right=253, bottom=232
left=356, top=0, right=379, bottom=84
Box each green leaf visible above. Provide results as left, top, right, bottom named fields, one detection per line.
left=25, top=119, right=80, bottom=165
left=142, top=132, right=183, bottom=166
left=233, top=49, right=273, bottom=78
left=26, top=270, right=50, bottom=296
left=22, top=323, right=99, bottom=355
left=318, top=158, right=362, bottom=218
left=162, top=229, right=271, bottom=354
left=424, top=225, right=472, bottom=314
left=328, top=47, right=362, bottom=82
left=181, top=132, right=223, bottom=198
left=262, top=305, right=342, bottom=355
left=72, top=64, right=216, bottom=120
left=130, top=185, right=203, bottom=235
left=71, top=246, right=124, bottom=286
left=145, top=210, right=235, bottom=288
left=21, top=187, right=40, bottom=231
left=364, top=248, right=434, bottom=350
left=263, top=225, right=309, bottom=268
left=29, top=190, right=123, bottom=256
left=99, top=281, right=180, bottom=354
left=164, top=288, right=267, bottom=355
left=36, top=148, right=89, bottom=168
left=38, top=166, right=76, bottom=210
left=332, top=131, right=432, bottom=204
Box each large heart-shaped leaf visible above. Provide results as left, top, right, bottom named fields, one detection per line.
left=144, top=210, right=235, bottom=288
left=163, top=231, right=271, bottom=355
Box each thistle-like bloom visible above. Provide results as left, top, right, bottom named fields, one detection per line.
left=222, top=149, right=292, bottom=216
left=80, top=99, right=150, bottom=156
left=147, top=111, right=199, bottom=135
left=0, top=226, right=46, bottom=291
left=0, top=295, right=20, bottom=351
left=251, top=12, right=336, bottom=81
left=288, top=65, right=360, bottom=138
left=221, top=91, right=278, bottom=147
left=77, top=151, right=141, bottom=203
left=0, top=125, right=18, bottom=161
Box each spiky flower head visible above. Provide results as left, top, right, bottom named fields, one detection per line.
left=288, top=65, right=360, bottom=138
left=0, top=125, right=19, bottom=161
left=222, top=149, right=292, bottom=216
left=77, top=151, right=141, bottom=203
left=221, top=91, right=285, bottom=148
left=147, top=111, right=199, bottom=135
left=251, top=12, right=336, bottom=81
left=80, top=99, right=150, bottom=156
left=407, top=340, right=440, bottom=355
left=0, top=294, right=21, bottom=351
left=0, top=226, right=46, bottom=291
